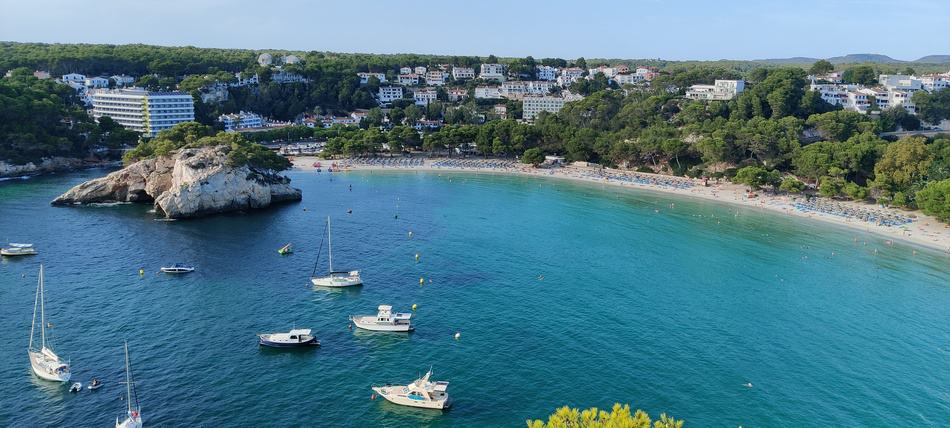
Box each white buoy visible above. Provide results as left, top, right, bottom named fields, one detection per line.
left=454, top=331, right=461, bottom=340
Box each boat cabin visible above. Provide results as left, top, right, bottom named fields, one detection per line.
left=376, top=305, right=412, bottom=324
left=287, top=329, right=312, bottom=341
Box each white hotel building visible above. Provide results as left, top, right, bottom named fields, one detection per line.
left=685, top=80, right=746, bottom=101
left=452, top=67, right=475, bottom=80
left=522, top=93, right=583, bottom=121
left=479, top=63, right=507, bottom=81
left=219, top=111, right=264, bottom=131
left=90, top=88, right=195, bottom=137
left=377, top=86, right=404, bottom=104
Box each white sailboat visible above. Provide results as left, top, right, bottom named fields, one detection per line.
left=310, top=217, right=362, bottom=287
left=28, top=265, right=71, bottom=382
left=116, top=341, right=142, bottom=428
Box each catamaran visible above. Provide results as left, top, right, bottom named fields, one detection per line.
left=372, top=368, right=451, bottom=409
left=310, top=217, right=362, bottom=287
left=351, top=305, right=413, bottom=332
left=28, top=265, right=71, bottom=383
left=2, top=243, right=38, bottom=256
left=116, top=342, right=142, bottom=428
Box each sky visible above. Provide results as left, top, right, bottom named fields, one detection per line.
left=1, top=0, right=948, bottom=61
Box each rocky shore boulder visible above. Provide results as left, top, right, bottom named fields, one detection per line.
left=52, top=146, right=301, bottom=218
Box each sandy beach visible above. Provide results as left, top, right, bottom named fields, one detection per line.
left=291, top=156, right=950, bottom=253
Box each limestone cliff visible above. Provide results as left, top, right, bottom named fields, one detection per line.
left=51, top=146, right=301, bottom=218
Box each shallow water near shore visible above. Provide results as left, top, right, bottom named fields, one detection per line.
left=1, top=169, right=948, bottom=427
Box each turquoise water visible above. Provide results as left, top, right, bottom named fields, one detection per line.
left=1, top=169, right=948, bottom=427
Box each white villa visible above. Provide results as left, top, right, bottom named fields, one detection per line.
left=685, top=80, right=746, bottom=101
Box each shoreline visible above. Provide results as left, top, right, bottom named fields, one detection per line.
left=291, top=157, right=950, bottom=253
left=0, top=159, right=122, bottom=180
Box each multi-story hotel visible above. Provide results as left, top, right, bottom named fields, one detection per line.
left=90, top=88, right=195, bottom=137
left=522, top=93, right=583, bottom=120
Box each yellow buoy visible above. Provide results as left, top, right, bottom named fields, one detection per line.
left=415, top=253, right=420, bottom=263
left=419, top=277, right=425, bottom=285
left=139, top=268, right=144, bottom=276
left=412, top=304, right=418, bottom=311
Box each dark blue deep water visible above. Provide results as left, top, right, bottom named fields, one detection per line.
left=1, top=169, right=948, bottom=427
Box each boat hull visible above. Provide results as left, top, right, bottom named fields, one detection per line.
left=29, top=351, right=70, bottom=382
left=372, top=386, right=450, bottom=409
left=352, top=317, right=413, bottom=332
left=311, top=276, right=362, bottom=287
left=116, top=414, right=142, bottom=428
left=258, top=337, right=320, bottom=348
left=1, top=249, right=37, bottom=256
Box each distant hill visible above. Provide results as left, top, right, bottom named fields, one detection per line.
left=915, top=55, right=950, bottom=63
left=825, top=53, right=903, bottom=64
left=752, top=56, right=819, bottom=65
left=756, top=53, right=950, bottom=65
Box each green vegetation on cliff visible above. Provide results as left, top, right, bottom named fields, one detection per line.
left=0, top=69, right=138, bottom=164
left=527, top=403, right=682, bottom=428
left=123, top=122, right=290, bottom=171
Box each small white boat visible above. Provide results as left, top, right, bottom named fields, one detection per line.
left=160, top=264, right=195, bottom=274
left=310, top=217, right=362, bottom=288
left=372, top=368, right=451, bottom=410
left=88, top=378, right=103, bottom=390
left=258, top=328, right=320, bottom=348
left=2, top=243, right=37, bottom=256
left=351, top=305, right=413, bottom=332
left=28, top=265, right=71, bottom=383
left=70, top=382, right=82, bottom=392
left=116, top=342, right=142, bottom=428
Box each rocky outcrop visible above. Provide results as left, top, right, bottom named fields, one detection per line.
left=0, top=157, right=88, bottom=178
left=52, top=146, right=301, bottom=218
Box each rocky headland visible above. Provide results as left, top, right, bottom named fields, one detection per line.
left=52, top=145, right=301, bottom=218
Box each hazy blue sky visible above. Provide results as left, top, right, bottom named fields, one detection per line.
left=2, top=0, right=947, bottom=60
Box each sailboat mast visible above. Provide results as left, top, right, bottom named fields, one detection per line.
left=39, top=264, right=46, bottom=349
left=29, top=265, right=41, bottom=351
left=125, top=341, right=133, bottom=413
left=327, top=216, right=333, bottom=273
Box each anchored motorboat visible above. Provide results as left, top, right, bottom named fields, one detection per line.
left=160, top=264, right=195, bottom=274
left=2, top=243, right=37, bottom=256
left=258, top=329, right=320, bottom=348
left=310, top=217, right=362, bottom=287
left=372, top=368, right=451, bottom=410
left=351, top=305, right=413, bottom=332
left=28, top=265, right=71, bottom=383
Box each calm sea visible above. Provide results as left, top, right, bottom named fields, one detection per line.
left=0, top=169, right=948, bottom=427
